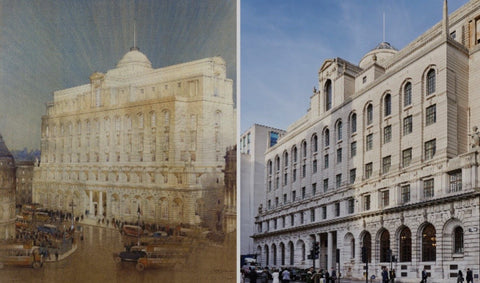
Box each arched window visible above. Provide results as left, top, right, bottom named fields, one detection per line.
left=264, top=245, right=269, bottom=266
left=363, top=232, right=372, bottom=263
left=283, top=151, right=289, bottom=167
left=336, top=120, right=343, bottom=141
left=384, top=94, right=391, bottom=117
left=280, top=243, right=285, bottom=266
left=404, top=82, right=412, bottom=107
left=272, top=244, right=277, bottom=266
left=275, top=156, right=280, bottom=172
left=422, top=224, right=436, bottom=261
left=454, top=226, right=464, bottom=254
left=366, top=104, right=373, bottom=125
left=380, top=230, right=391, bottom=262
left=325, top=80, right=332, bottom=111
left=427, top=69, right=436, bottom=95
left=399, top=227, right=412, bottom=262
left=351, top=238, right=355, bottom=259
left=289, top=241, right=294, bottom=265
left=350, top=113, right=357, bottom=133
left=312, top=134, right=318, bottom=152
left=267, top=160, right=273, bottom=175
left=324, top=128, right=330, bottom=147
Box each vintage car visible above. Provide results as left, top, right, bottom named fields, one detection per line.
left=114, top=246, right=147, bottom=263
left=121, top=225, right=143, bottom=237
left=135, top=250, right=187, bottom=271
left=37, top=224, right=57, bottom=235
left=0, top=245, right=43, bottom=269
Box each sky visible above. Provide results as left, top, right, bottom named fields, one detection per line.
left=0, top=0, right=236, bottom=151
left=241, top=0, right=469, bottom=134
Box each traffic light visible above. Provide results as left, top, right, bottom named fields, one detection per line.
left=361, top=246, right=368, bottom=263
left=314, top=241, right=320, bottom=256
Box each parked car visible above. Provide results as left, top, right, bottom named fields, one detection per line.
left=114, top=246, right=147, bottom=263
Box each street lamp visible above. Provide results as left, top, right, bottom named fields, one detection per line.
left=69, top=200, right=76, bottom=230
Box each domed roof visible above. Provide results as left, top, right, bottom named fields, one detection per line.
left=116, top=48, right=152, bottom=69
left=359, top=42, right=398, bottom=69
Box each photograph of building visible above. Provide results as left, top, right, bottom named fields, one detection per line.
left=247, top=1, right=480, bottom=281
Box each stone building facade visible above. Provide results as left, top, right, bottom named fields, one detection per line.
left=252, top=1, right=480, bottom=282
left=0, top=134, right=16, bottom=240
left=32, top=47, right=235, bottom=226
left=224, top=145, right=237, bottom=234
left=15, top=161, right=34, bottom=206
left=240, top=124, right=285, bottom=255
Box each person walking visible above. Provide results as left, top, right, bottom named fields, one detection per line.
left=389, top=268, right=396, bottom=283
left=466, top=268, right=473, bottom=283
left=331, top=268, right=337, bottom=283
left=382, top=267, right=389, bottom=283
left=272, top=268, right=280, bottom=283
left=249, top=267, right=258, bottom=283
left=422, top=268, right=428, bottom=283
left=282, top=268, right=291, bottom=283
left=458, top=270, right=465, bottom=283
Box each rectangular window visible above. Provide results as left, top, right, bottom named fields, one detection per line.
left=403, top=115, right=412, bottom=135
left=292, top=190, right=296, bottom=202
left=312, top=159, right=317, bottom=173
left=336, top=174, right=342, bottom=188
left=366, top=134, right=373, bottom=151
left=275, top=197, right=279, bottom=207
left=323, top=178, right=329, bottom=192
left=284, top=173, right=288, bottom=185
left=310, top=208, right=315, bottom=222
left=365, top=162, right=373, bottom=179
left=348, top=198, right=355, bottom=214
left=401, top=185, right=410, bottom=204
left=293, top=169, right=297, bottom=182
left=364, top=195, right=371, bottom=211
left=382, top=155, right=391, bottom=174
left=426, top=105, right=436, bottom=126
left=268, top=200, right=271, bottom=209
left=351, top=141, right=357, bottom=157
left=402, top=148, right=412, bottom=167
left=335, top=203, right=340, bottom=217
left=324, top=154, right=329, bottom=168
left=337, top=148, right=342, bottom=163
left=350, top=168, right=356, bottom=184
left=424, top=139, right=436, bottom=160
left=283, top=193, right=287, bottom=204
left=424, top=178, right=434, bottom=199
left=274, top=218, right=277, bottom=229
left=302, top=164, right=306, bottom=178
left=384, top=125, right=392, bottom=144
left=300, top=211, right=304, bottom=224
left=381, top=190, right=389, bottom=208
left=302, top=187, right=306, bottom=199
left=290, top=214, right=294, bottom=226
left=269, top=131, right=279, bottom=147
left=449, top=170, right=462, bottom=193
left=322, top=206, right=327, bottom=219
left=282, top=216, right=286, bottom=228
left=312, top=183, right=317, bottom=196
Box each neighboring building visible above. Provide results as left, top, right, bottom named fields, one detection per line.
left=15, top=161, right=34, bottom=206
left=223, top=145, right=237, bottom=234
left=32, top=47, right=235, bottom=225
left=241, top=124, right=285, bottom=255
left=252, top=1, right=480, bottom=282
left=0, top=134, right=16, bottom=240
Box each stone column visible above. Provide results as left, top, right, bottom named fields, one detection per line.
left=328, top=231, right=333, bottom=271
left=89, top=190, right=93, bottom=217
left=99, top=191, right=103, bottom=217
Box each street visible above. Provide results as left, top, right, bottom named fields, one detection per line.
left=0, top=224, right=235, bottom=282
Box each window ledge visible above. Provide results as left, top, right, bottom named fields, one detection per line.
left=452, top=253, right=464, bottom=258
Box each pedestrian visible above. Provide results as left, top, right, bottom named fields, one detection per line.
left=382, top=267, right=389, bottom=283
left=325, top=269, right=330, bottom=283
left=259, top=268, right=269, bottom=283
left=466, top=268, right=473, bottom=283
left=458, top=270, right=465, bottom=283
left=282, top=268, right=291, bottom=283
left=421, top=268, right=428, bottom=283
left=272, top=268, right=280, bottom=283
left=331, top=267, right=337, bottom=283
left=249, top=267, right=258, bottom=283
left=389, top=268, right=396, bottom=283
left=55, top=250, right=59, bottom=261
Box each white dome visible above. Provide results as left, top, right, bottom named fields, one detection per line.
left=359, top=42, right=398, bottom=69
left=116, top=48, right=152, bottom=69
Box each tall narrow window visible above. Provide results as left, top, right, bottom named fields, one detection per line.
left=427, top=69, right=436, bottom=95
left=422, top=224, right=436, bottom=261
left=337, top=120, right=343, bottom=141
left=382, top=156, right=391, bottom=174
left=449, top=170, right=462, bottom=192
left=363, top=195, right=371, bottom=211
left=324, top=154, right=329, bottom=169
left=366, top=134, right=373, bottom=151
left=336, top=148, right=342, bottom=163
left=400, top=227, right=412, bottom=262
left=293, top=146, right=298, bottom=163
left=404, top=82, right=412, bottom=107
left=426, top=105, right=436, bottom=126
left=366, top=104, right=373, bottom=125
left=401, top=185, right=410, bottom=204
left=383, top=125, right=392, bottom=144
left=424, top=178, right=434, bottom=199
left=402, top=148, right=412, bottom=167
left=350, top=168, right=356, bottom=184
left=351, top=113, right=357, bottom=133
left=324, top=129, right=330, bottom=147
left=312, top=134, right=318, bottom=152
left=454, top=227, right=464, bottom=254
left=351, top=141, right=357, bottom=157
left=365, top=163, right=373, bottom=179
left=325, top=80, right=332, bottom=111
left=424, top=139, right=436, bottom=160
left=380, top=230, right=391, bottom=262
left=403, top=115, right=413, bottom=135
left=384, top=94, right=391, bottom=117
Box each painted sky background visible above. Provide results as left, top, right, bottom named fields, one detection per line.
left=0, top=0, right=236, bottom=151
left=241, top=0, right=468, bottom=134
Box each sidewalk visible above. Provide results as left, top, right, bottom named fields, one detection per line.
left=44, top=243, right=77, bottom=263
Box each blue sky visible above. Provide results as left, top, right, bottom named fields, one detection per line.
left=241, top=0, right=468, bottom=133
left=0, top=0, right=236, bottom=150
